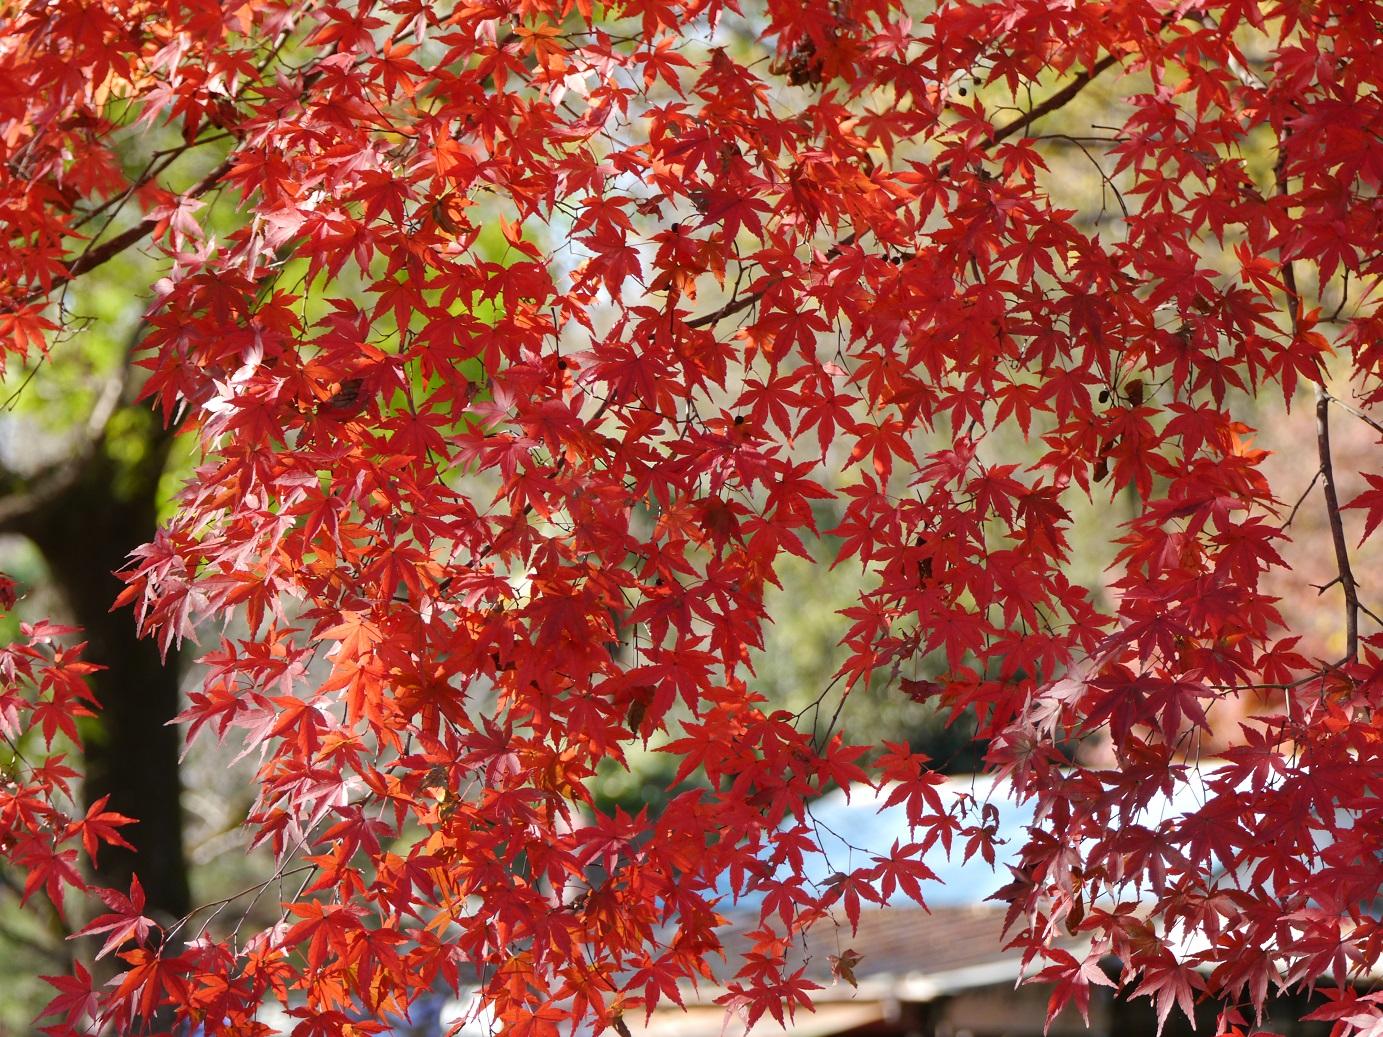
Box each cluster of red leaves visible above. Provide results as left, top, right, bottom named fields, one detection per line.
left=0, top=616, right=146, bottom=1018
left=2, top=0, right=1382, bottom=1034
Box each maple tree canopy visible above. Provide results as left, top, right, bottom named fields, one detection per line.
left=0, top=0, right=1380, bottom=1034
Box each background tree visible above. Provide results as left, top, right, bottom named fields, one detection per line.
left=0, top=1, right=1379, bottom=1037
left=0, top=315, right=188, bottom=921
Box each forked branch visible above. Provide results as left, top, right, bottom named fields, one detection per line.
left=0, top=323, right=144, bottom=533
left=1316, top=387, right=1361, bottom=663
left=1276, top=121, right=1361, bottom=665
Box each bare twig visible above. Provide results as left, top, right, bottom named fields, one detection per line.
left=1328, top=270, right=1351, bottom=323
left=1283, top=467, right=1322, bottom=528
left=1316, top=388, right=1361, bottom=663
left=0, top=357, right=45, bottom=411
left=0, top=322, right=144, bottom=531
left=28, top=156, right=236, bottom=305
left=989, top=53, right=1122, bottom=146
left=687, top=288, right=761, bottom=329
left=687, top=52, right=1125, bottom=330
left=1325, top=390, right=1383, bottom=437
left=1274, top=118, right=1360, bottom=664
left=1044, top=132, right=1130, bottom=221
left=70, top=132, right=235, bottom=234
left=10, top=25, right=349, bottom=312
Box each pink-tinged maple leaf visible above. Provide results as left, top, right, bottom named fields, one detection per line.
left=74, top=876, right=157, bottom=960
left=1131, top=958, right=1203, bottom=1035
left=1306, top=990, right=1383, bottom=1036
left=39, top=960, right=97, bottom=1034
left=1037, top=949, right=1116, bottom=1026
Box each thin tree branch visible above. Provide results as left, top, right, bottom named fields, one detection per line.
left=0, top=323, right=144, bottom=532
left=23, top=156, right=236, bottom=307
left=1316, top=388, right=1361, bottom=663
left=70, top=133, right=236, bottom=234
left=1325, top=390, right=1383, bottom=437
left=1283, top=467, right=1322, bottom=529
left=10, top=21, right=346, bottom=313
left=1274, top=118, right=1359, bottom=664
left=687, top=288, right=761, bottom=329
left=686, top=52, right=1125, bottom=330
left=1041, top=132, right=1130, bottom=221
left=988, top=52, right=1122, bottom=146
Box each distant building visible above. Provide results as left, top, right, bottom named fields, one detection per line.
left=629, top=902, right=1330, bottom=1037
left=628, top=771, right=1335, bottom=1037
left=398, top=770, right=1338, bottom=1037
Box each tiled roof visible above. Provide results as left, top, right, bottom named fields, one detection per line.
left=714, top=903, right=1031, bottom=987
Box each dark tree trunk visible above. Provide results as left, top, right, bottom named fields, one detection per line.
left=22, top=422, right=190, bottom=928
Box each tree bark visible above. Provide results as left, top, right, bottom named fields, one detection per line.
left=20, top=419, right=189, bottom=927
